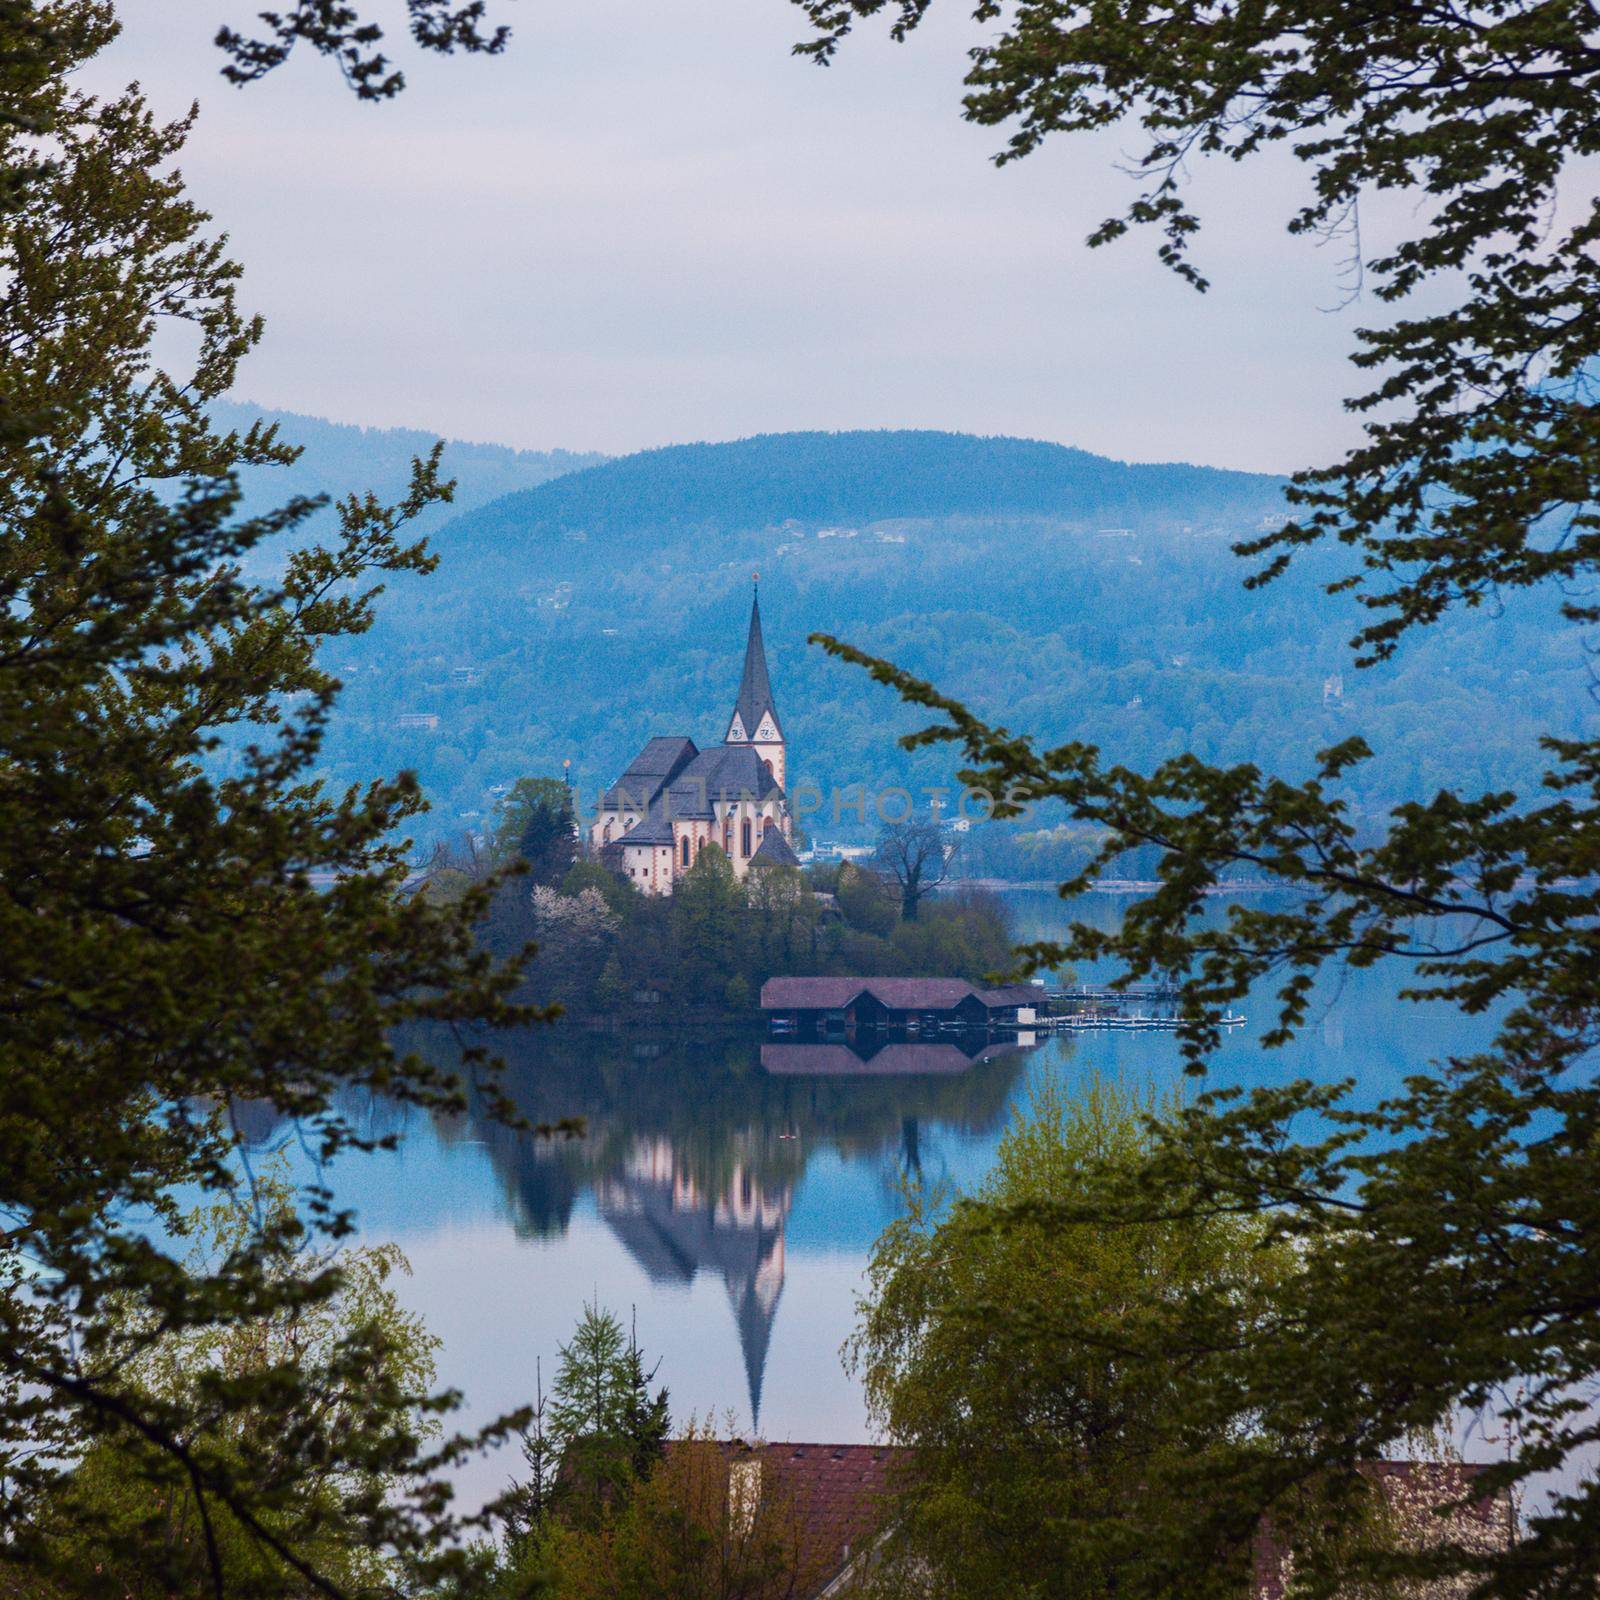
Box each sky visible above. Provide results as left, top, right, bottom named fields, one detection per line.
left=94, top=0, right=1397, bottom=473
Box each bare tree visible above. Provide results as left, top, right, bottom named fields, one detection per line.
left=874, top=816, right=958, bottom=921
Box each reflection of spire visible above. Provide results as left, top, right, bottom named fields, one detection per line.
left=733, top=1234, right=784, bottom=1430
left=595, top=1137, right=791, bottom=1431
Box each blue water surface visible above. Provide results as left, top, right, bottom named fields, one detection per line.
left=246, top=890, right=1496, bottom=1509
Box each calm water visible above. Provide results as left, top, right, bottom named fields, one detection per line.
left=250, top=890, right=1498, bottom=1509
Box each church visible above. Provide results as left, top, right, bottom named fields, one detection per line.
left=591, top=584, right=800, bottom=894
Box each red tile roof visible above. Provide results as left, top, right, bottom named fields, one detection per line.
left=772, top=1442, right=908, bottom=1587
left=672, top=1444, right=1510, bottom=1600
left=760, top=977, right=985, bottom=1011
left=666, top=1439, right=910, bottom=1595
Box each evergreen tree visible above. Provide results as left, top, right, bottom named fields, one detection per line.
left=545, top=1304, right=670, bottom=1526
left=619, top=1335, right=671, bottom=1484
left=496, top=775, right=579, bottom=884
left=591, top=953, right=628, bottom=1013
left=502, top=1364, right=560, bottom=1571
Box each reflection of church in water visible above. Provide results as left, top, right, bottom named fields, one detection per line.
left=597, top=1137, right=789, bottom=1427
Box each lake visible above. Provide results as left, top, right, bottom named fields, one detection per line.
left=249, top=889, right=1497, bottom=1509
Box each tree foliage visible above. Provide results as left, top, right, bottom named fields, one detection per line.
left=849, top=1074, right=1295, bottom=1600
left=0, top=10, right=542, bottom=1592
left=796, top=0, right=1600, bottom=1592
left=544, top=1304, right=670, bottom=1525
left=496, top=775, right=579, bottom=882
left=491, top=1304, right=669, bottom=1593
left=872, top=814, right=956, bottom=920
left=214, top=0, right=510, bottom=100
left=22, top=1176, right=442, bottom=1599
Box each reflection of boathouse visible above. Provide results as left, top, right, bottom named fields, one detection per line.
left=760, top=977, right=1047, bottom=1032
left=760, top=1038, right=1030, bottom=1076
left=597, top=1137, right=790, bottom=1427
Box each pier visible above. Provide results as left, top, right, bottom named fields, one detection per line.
left=1038, top=982, right=1246, bottom=1034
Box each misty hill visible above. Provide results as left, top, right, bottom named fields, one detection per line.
left=438, top=430, right=1285, bottom=557
left=211, top=399, right=607, bottom=553
left=292, top=427, right=1590, bottom=865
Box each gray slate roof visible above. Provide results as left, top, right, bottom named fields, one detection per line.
left=618, top=805, right=676, bottom=847
left=616, top=744, right=785, bottom=849
left=675, top=742, right=782, bottom=804
left=752, top=828, right=801, bottom=868
left=602, top=735, right=698, bottom=810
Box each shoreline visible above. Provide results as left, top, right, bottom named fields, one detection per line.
left=947, top=877, right=1303, bottom=895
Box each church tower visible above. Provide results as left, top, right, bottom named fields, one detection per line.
left=724, top=581, right=786, bottom=793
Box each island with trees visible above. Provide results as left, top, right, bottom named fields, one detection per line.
left=419, top=777, right=1013, bottom=1021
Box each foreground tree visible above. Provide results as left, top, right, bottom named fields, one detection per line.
left=492, top=1305, right=670, bottom=1592
left=850, top=1074, right=1296, bottom=1600
left=544, top=1304, right=671, bottom=1528
left=27, top=1175, right=444, bottom=1598
left=0, top=9, right=543, bottom=1591
left=212, top=0, right=511, bottom=100
left=798, top=0, right=1600, bottom=1592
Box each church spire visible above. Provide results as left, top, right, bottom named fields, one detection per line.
left=727, top=578, right=782, bottom=744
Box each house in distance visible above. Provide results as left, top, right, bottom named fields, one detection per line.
left=590, top=581, right=799, bottom=894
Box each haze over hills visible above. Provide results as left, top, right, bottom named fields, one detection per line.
left=230, top=420, right=1592, bottom=867
left=211, top=399, right=608, bottom=555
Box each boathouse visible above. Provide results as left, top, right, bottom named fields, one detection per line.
left=759, top=977, right=1046, bottom=1031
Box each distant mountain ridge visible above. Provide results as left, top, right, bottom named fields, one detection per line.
left=436, top=430, right=1287, bottom=549
left=287, top=422, right=1583, bottom=862
left=210, top=399, right=608, bottom=548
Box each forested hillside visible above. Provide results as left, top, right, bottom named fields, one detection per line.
left=446, top=430, right=1286, bottom=548
left=278, top=429, right=1592, bottom=866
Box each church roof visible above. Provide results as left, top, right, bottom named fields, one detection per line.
left=602, top=735, right=699, bottom=810
left=727, top=590, right=783, bottom=744
left=676, top=742, right=783, bottom=804
left=616, top=745, right=784, bottom=847
left=752, top=828, right=801, bottom=868
left=618, top=807, right=676, bottom=846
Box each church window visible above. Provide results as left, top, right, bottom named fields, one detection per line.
left=741, top=818, right=752, bottom=857
left=763, top=758, right=774, bottom=779
left=680, top=836, right=690, bottom=868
